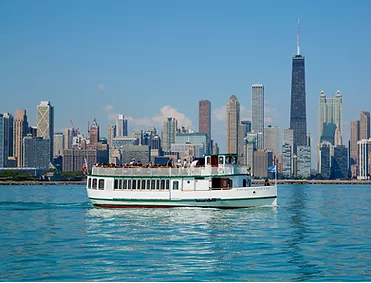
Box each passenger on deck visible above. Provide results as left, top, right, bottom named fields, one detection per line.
left=264, top=179, right=270, bottom=186
left=183, top=159, right=188, bottom=168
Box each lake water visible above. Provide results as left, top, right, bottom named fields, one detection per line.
left=1, top=184, right=370, bottom=281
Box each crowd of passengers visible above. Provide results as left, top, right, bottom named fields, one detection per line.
left=94, top=158, right=200, bottom=169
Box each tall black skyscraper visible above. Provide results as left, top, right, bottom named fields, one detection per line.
left=290, top=19, right=307, bottom=154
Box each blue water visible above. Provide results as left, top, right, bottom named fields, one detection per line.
left=1, top=184, right=371, bottom=281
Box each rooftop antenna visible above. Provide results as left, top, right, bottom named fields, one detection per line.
left=297, top=18, right=300, bottom=55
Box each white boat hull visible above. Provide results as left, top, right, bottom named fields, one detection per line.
left=87, top=185, right=277, bottom=209
left=90, top=196, right=277, bottom=208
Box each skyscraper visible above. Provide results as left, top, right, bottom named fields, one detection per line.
left=2, top=113, right=14, bottom=167
left=264, top=125, right=280, bottom=159
left=319, top=141, right=332, bottom=179
left=37, top=101, right=54, bottom=162
left=63, top=128, right=75, bottom=150
left=161, top=118, right=178, bottom=152
left=226, top=95, right=240, bottom=154
left=198, top=100, right=211, bottom=144
left=0, top=114, right=3, bottom=167
left=332, top=145, right=348, bottom=179
left=359, top=111, right=370, bottom=140
left=290, top=20, right=307, bottom=154
left=53, top=132, right=64, bottom=157
left=318, top=90, right=343, bottom=145
left=14, top=110, right=28, bottom=167
left=357, top=139, right=369, bottom=180
left=282, top=143, right=292, bottom=177
left=243, top=133, right=257, bottom=170
left=241, top=120, right=252, bottom=133
left=23, top=135, right=50, bottom=169
left=107, top=124, right=117, bottom=147
left=116, top=114, right=128, bottom=137
left=350, top=120, right=360, bottom=166
left=89, top=118, right=99, bottom=145
left=252, top=84, right=264, bottom=149
left=283, top=128, right=294, bottom=176
left=297, top=145, right=311, bottom=178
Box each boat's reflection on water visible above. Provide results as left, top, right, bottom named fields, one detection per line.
left=83, top=206, right=278, bottom=281
left=85, top=205, right=278, bottom=235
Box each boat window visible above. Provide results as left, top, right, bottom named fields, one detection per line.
left=92, top=178, right=97, bottom=189
left=161, top=180, right=165, bottom=190
left=219, top=156, right=224, bottom=164
left=166, top=180, right=170, bottom=190
left=232, top=156, right=237, bottom=164
left=132, top=180, right=137, bottom=190
left=151, top=180, right=155, bottom=190
left=142, top=180, right=146, bottom=190
left=206, top=157, right=210, bottom=165
left=118, top=179, right=122, bottom=190
left=147, top=180, right=151, bottom=190
left=114, top=179, right=118, bottom=190
left=226, top=156, right=231, bottom=164
left=128, top=180, right=132, bottom=190
left=228, top=179, right=233, bottom=189
left=223, top=179, right=227, bottom=187
left=98, top=179, right=104, bottom=190
left=123, top=180, right=127, bottom=190
left=173, top=181, right=179, bottom=190
left=137, top=179, right=141, bottom=190
left=243, top=179, right=247, bottom=187
left=88, top=178, right=92, bottom=189
left=156, top=180, right=160, bottom=190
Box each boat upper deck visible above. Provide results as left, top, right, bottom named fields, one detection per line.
left=91, top=165, right=250, bottom=177
left=91, top=154, right=251, bottom=177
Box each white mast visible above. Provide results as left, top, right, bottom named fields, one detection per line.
left=297, top=18, right=300, bottom=55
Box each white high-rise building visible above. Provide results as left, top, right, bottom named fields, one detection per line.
left=63, top=128, right=75, bottom=150
left=297, top=145, right=311, bottom=178
left=282, top=143, right=292, bottom=178
left=116, top=114, right=128, bottom=137
left=53, top=132, right=64, bottom=157
left=243, top=133, right=257, bottom=171
left=252, top=84, right=264, bottom=149
left=357, top=139, right=369, bottom=180
left=108, top=124, right=117, bottom=147
left=161, top=118, right=178, bottom=152
left=37, top=101, right=54, bottom=162
left=264, top=125, right=280, bottom=159
left=283, top=128, right=294, bottom=175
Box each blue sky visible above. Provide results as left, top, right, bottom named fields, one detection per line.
left=1, top=0, right=371, bottom=167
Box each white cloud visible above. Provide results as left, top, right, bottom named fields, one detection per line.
left=102, top=104, right=113, bottom=112
left=101, top=105, right=193, bottom=129
left=212, top=105, right=226, bottom=121
left=152, top=105, right=193, bottom=128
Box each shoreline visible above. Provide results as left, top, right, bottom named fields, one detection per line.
left=0, top=179, right=370, bottom=185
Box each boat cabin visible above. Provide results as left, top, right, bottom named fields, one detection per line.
left=204, top=154, right=238, bottom=168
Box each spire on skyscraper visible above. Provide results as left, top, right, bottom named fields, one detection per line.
left=297, top=18, right=300, bottom=55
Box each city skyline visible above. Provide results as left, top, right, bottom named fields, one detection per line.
left=1, top=1, right=371, bottom=167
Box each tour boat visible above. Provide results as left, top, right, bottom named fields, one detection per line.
left=86, top=154, right=277, bottom=208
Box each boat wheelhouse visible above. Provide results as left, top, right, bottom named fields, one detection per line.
left=86, top=154, right=277, bottom=208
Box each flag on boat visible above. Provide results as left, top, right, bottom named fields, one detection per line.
left=82, top=158, right=88, bottom=175
left=268, top=165, right=276, bottom=173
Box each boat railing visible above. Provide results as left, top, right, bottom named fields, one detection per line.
left=91, top=166, right=251, bottom=177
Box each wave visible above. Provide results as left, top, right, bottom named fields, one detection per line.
left=0, top=201, right=92, bottom=210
